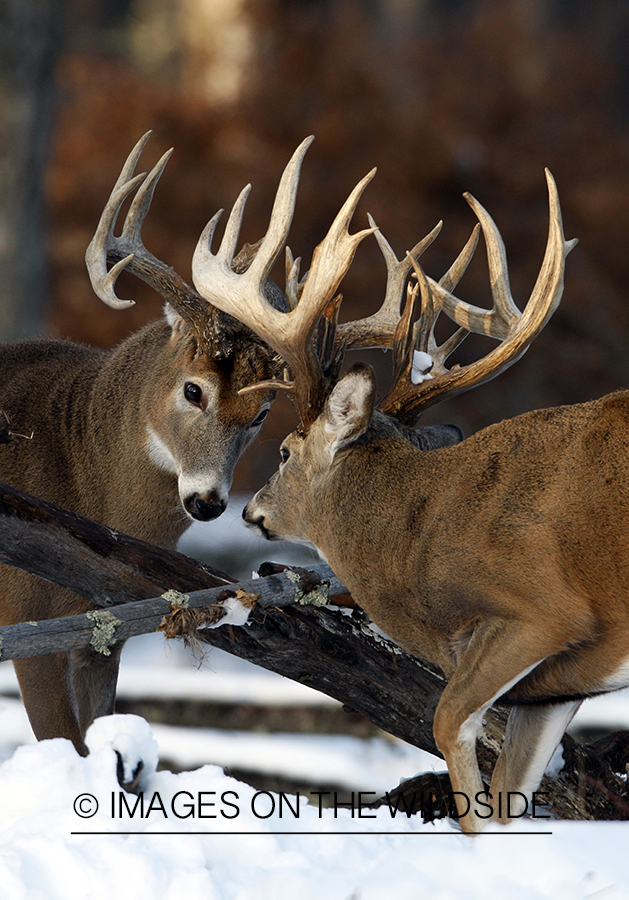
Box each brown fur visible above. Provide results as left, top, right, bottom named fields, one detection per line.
left=244, top=364, right=629, bottom=832
left=0, top=317, right=275, bottom=754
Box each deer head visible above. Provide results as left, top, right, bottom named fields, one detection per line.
left=84, top=133, right=286, bottom=522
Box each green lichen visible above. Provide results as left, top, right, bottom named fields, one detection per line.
left=161, top=589, right=190, bottom=609
left=86, top=610, right=122, bottom=656
left=301, top=585, right=329, bottom=606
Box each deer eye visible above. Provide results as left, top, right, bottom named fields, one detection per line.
left=280, top=446, right=290, bottom=463
left=184, top=382, right=203, bottom=406
left=250, top=408, right=269, bottom=428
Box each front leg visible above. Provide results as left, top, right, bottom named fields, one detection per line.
left=13, top=653, right=87, bottom=755
left=432, top=618, right=563, bottom=834
left=72, top=641, right=125, bottom=737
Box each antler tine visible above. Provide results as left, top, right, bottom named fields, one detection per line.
left=284, top=248, right=304, bottom=311
left=438, top=223, right=481, bottom=293
left=380, top=169, right=576, bottom=423
left=429, top=190, right=543, bottom=340
left=85, top=189, right=142, bottom=308
left=86, top=132, right=224, bottom=351
left=376, top=217, right=443, bottom=319
left=389, top=252, right=468, bottom=389
left=407, top=226, right=481, bottom=369
left=192, top=137, right=314, bottom=344
left=249, top=137, right=316, bottom=287
left=522, top=169, right=578, bottom=327
left=86, top=131, right=166, bottom=309
left=114, top=130, right=152, bottom=191
left=336, top=218, right=442, bottom=349
left=216, top=183, right=252, bottom=267
left=193, top=138, right=378, bottom=421
left=85, top=152, right=148, bottom=308
left=121, top=147, right=173, bottom=254
left=290, top=167, right=377, bottom=337
left=463, top=191, right=520, bottom=331
left=412, top=255, right=468, bottom=368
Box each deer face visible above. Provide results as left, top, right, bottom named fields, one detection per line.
left=243, top=364, right=376, bottom=540
left=146, top=331, right=275, bottom=521
left=243, top=362, right=464, bottom=541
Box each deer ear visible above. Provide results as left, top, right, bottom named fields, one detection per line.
left=164, top=303, right=186, bottom=334
left=322, top=363, right=376, bottom=457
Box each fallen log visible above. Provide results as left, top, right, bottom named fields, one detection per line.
left=0, top=480, right=235, bottom=604
left=0, top=480, right=627, bottom=823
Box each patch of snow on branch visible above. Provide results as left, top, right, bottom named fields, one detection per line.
left=410, top=350, right=434, bottom=385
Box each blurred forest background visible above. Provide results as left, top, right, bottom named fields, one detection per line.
left=3, top=0, right=629, bottom=492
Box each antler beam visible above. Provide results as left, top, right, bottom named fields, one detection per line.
left=85, top=132, right=226, bottom=354
left=192, top=136, right=377, bottom=420
left=380, top=169, right=577, bottom=422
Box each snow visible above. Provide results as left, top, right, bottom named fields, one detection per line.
left=206, top=594, right=254, bottom=629
left=1, top=503, right=629, bottom=898
left=1, top=717, right=628, bottom=900
left=410, top=350, right=434, bottom=384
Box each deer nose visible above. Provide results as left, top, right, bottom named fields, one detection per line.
left=185, top=492, right=227, bottom=521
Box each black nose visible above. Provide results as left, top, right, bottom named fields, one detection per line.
left=185, top=493, right=227, bottom=521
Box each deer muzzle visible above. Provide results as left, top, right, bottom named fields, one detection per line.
left=184, top=491, right=227, bottom=521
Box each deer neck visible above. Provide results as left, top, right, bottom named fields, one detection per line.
left=312, top=433, right=442, bottom=588
left=81, top=321, right=185, bottom=546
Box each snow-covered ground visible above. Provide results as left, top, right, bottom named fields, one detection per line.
left=1, top=501, right=629, bottom=899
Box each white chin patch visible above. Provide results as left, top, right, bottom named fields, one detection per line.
left=146, top=427, right=178, bottom=475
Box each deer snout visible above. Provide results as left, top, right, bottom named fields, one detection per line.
left=184, top=491, right=227, bottom=521
left=242, top=500, right=260, bottom=530
left=242, top=500, right=278, bottom=540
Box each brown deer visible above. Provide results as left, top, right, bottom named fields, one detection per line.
left=0, top=133, right=284, bottom=755
left=188, top=137, right=617, bottom=834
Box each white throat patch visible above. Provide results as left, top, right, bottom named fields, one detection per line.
left=146, top=427, right=179, bottom=475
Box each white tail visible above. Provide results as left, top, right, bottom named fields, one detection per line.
left=184, top=138, right=620, bottom=834
left=0, top=134, right=283, bottom=754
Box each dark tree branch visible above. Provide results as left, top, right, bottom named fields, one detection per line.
left=0, top=480, right=627, bottom=822
left=0, top=480, right=236, bottom=605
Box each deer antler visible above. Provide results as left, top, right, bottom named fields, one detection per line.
left=379, top=169, right=577, bottom=423
left=85, top=132, right=229, bottom=354
left=190, top=138, right=574, bottom=428
left=191, top=136, right=377, bottom=420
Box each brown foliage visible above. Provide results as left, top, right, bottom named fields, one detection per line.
left=47, top=1, right=629, bottom=487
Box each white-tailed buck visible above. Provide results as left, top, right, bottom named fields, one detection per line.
left=0, top=133, right=285, bottom=755
left=188, top=137, right=623, bottom=834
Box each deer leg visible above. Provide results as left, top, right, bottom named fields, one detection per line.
left=71, top=640, right=125, bottom=737
left=432, top=619, right=561, bottom=834
left=488, top=700, right=581, bottom=823
left=13, top=653, right=87, bottom=755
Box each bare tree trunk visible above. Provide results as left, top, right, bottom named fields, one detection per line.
left=0, top=0, right=65, bottom=340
